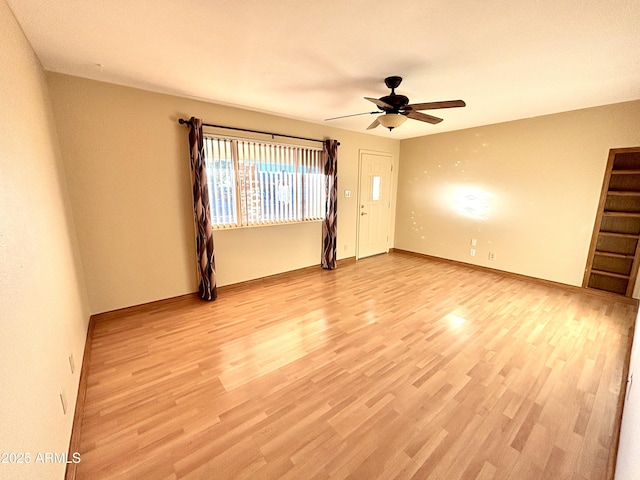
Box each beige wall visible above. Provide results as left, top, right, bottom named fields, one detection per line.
left=0, top=2, right=90, bottom=479
left=39, top=70, right=640, bottom=315
left=396, top=101, right=640, bottom=292
left=46, top=73, right=400, bottom=314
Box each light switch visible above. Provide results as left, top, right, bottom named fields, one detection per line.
left=344, top=190, right=351, bottom=198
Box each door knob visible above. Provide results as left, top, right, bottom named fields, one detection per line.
left=361, top=212, right=367, bottom=216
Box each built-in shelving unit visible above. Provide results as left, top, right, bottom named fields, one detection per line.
left=584, top=147, right=640, bottom=296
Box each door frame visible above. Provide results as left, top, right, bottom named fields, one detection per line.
left=356, top=149, right=395, bottom=260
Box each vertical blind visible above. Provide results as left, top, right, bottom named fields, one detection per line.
left=203, top=136, right=325, bottom=228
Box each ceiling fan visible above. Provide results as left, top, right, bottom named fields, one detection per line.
left=326, top=76, right=466, bottom=131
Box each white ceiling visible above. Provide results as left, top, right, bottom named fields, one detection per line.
left=8, top=0, right=640, bottom=139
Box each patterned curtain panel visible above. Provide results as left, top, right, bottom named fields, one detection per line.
left=187, top=117, right=217, bottom=300
left=322, top=139, right=339, bottom=270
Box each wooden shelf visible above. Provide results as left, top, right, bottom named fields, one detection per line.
left=607, top=191, right=640, bottom=196
left=594, top=250, right=635, bottom=259
left=599, top=231, right=640, bottom=239
left=603, top=211, right=640, bottom=217
left=590, top=269, right=631, bottom=280
left=584, top=147, right=640, bottom=297
left=611, top=169, right=640, bottom=175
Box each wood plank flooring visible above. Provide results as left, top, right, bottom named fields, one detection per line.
left=73, top=252, right=637, bottom=479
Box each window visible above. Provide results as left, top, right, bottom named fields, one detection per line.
left=203, top=136, right=325, bottom=228
left=371, top=175, right=381, bottom=201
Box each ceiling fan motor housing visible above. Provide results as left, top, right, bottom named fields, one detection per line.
left=379, top=94, right=409, bottom=112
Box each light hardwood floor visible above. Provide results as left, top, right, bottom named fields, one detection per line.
left=72, top=252, right=637, bottom=479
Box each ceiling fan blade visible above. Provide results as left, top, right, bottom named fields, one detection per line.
left=325, top=111, right=378, bottom=121
left=405, top=111, right=443, bottom=124
left=364, top=97, right=393, bottom=109
left=407, top=100, right=466, bottom=110
left=366, top=118, right=380, bottom=130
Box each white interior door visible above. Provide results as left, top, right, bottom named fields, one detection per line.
left=357, top=152, right=392, bottom=259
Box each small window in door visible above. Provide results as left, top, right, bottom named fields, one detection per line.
left=372, top=176, right=381, bottom=201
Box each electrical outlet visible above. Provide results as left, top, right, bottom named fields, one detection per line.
left=488, top=252, right=496, bottom=261
left=69, top=354, right=75, bottom=374
left=60, top=387, right=68, bottom=415
left=470, top=248, right=476, bottom=257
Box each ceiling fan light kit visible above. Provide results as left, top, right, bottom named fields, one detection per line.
left=377, top=113, right=407, bottom=131
left=325, top=76, right=466, bottom=132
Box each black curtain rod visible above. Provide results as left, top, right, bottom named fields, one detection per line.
left=178, top=118, right=339, bottom=145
